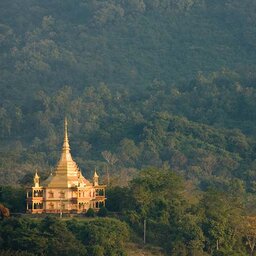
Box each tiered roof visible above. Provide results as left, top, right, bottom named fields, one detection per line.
left=43, top=118, right=90, bottom=188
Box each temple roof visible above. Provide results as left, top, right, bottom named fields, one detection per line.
left=43, top=118, right=91, bottom=188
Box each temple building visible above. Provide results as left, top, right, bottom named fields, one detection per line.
left=26, top=119, right=106, bottom=214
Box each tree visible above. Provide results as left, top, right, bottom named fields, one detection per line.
left=129, top=168, right=185, bottom=219
left=101, top=151, right=118, bottom=186
left=127, top=168, right=205, bottom=253
left=240, top=216, right=256, bottom=256
left=0, top=186, right=26, bottom=213
left=106, top=187, right=134, bottom=212
left=118, top=139, right=140, bottom=167
left=0, top=217, right=48, bottom=255
left=200, top=189, right=244, bottom=255
left=66, top=218, right=130, bottom=255
left=40, top=217, right=87, bottom=256
left=1, top=217, right=87, bottom=255
left=86, top=208, right=95, bottom=217
left=97, top=206, right=108, bottom=217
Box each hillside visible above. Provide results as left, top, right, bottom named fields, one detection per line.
left=1, top=0, right=256, bottom=190
left=1, top=0, right=256, bottom=102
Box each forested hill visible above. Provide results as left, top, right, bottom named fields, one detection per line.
left=1, top=0, right=256, bottom=102
left=1, top=0, right=256, bottom=189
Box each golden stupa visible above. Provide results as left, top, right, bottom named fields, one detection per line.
left=26, top=118, right=106, bottom=214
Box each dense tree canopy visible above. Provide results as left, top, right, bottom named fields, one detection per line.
left=1, top=1, right=256, bottom=254
left=0, top=217, right=129, bottom=256
left=107, top=168, right=249, bottom=255
left=1, top=0, right=256, bottom=188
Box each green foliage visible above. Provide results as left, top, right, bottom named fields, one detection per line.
left=97, top=207, right=108, bottom=217
left=120, top=168, right=205, bottom=254
left=0, top=217, right=87, bottom=256
left=0, top=251, right=35, bottom=256
left=0, top=186, right=26, bottom=213
left=200, top=189, right=246, bottom=255
left=106, top=187, right=134, bottom=212
left=1, top=1, right=256, bottom=254
left=104, top=167, right=249, bottom=254
left=66, top=218, right=130, bottom=255
left=2, top=0, right=253, bottom=105
left=86, top=208, right=95, bottom=217
left=0, top=217, right=129, bottom=256
left=0, top=217, right=48, bottom=255
left=1, top=71, right=256, bottom=193
left=129, top=168, right=185, bottom=220
left=0, top=168, right=251, bottom=255
left=1, top=0, right=256, bottom=191
left=40, top=216, right=87, bottom=256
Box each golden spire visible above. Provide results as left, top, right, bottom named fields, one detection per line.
left=93, top=169, right=99, bottom=186
left=94, top=169, right=99, bottom=178
left=34, top=169, right=40, bottom=187
left=58, top=117, right=74, bottom=164
left=62, top=117, right=70, bottom=153
left=34, top=169, right=40, bottom=179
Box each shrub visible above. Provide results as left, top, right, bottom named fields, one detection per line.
left=86, top=208, right=95, bottom=217
left=97, top=207, right=108, bottom=217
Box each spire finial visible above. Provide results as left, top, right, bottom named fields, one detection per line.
left=93, top=169, right=99, bottom=186
left=34, top=169, right=40, bottom=187
left=94, top=168, right=98, bottom=177
left=65, top=117, right=68, bottom=139
left=35, top=169, right=39, bottom=178
left=62, top=117, right=70, bottom=152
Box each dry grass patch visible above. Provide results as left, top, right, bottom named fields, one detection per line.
left=125, top=243, right=165, bottom=256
